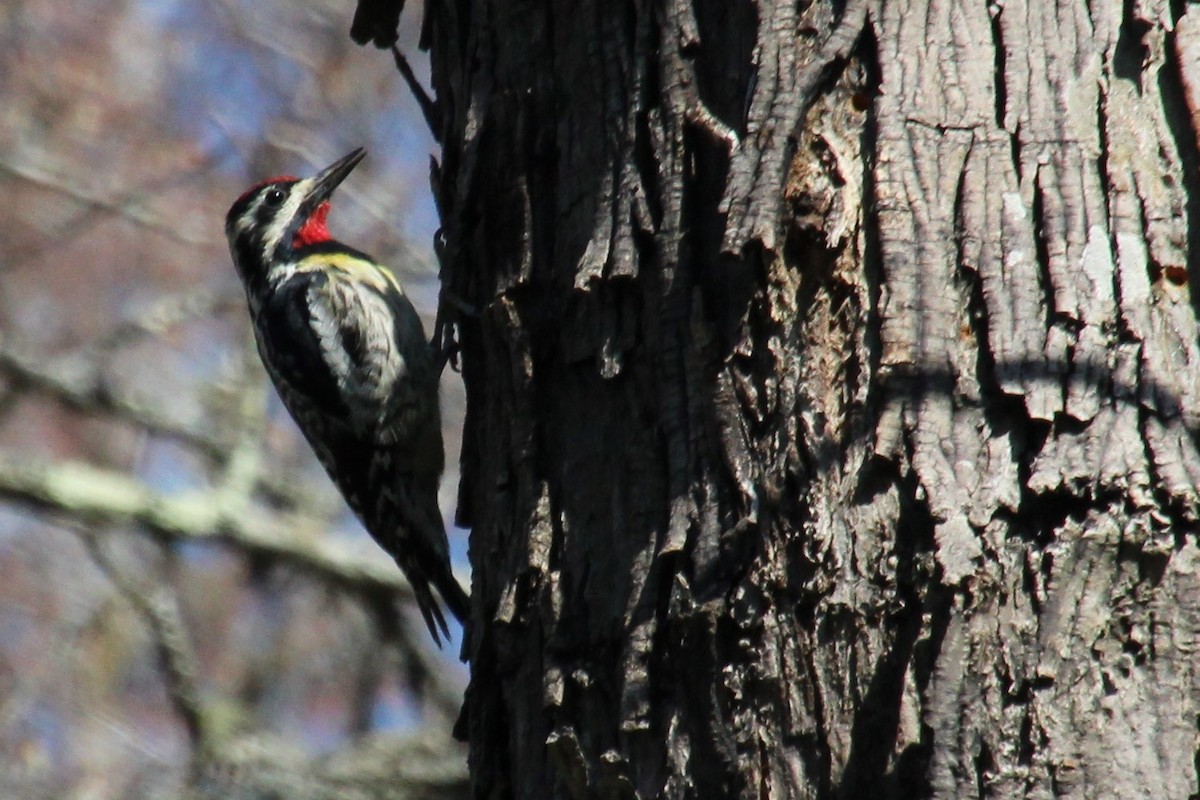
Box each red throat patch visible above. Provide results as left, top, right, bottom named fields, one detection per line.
left=294, top=201, right=332, bottom=247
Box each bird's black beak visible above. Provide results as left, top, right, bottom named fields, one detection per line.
left=306, top=147, right=366, bottom=206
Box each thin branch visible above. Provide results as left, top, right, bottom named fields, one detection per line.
left=211, top=337, right=271, bottom=504
left=82, top=531, right=207, bottom=747
left=0, top=339, right=216, bottom=452
left=0, top=157, right=211, bottom=248
left=190, top=728, right=468, bottom=799
left=391, top=44, right=441, bottom=141
left=0, top=333, right=314, bottom=510
left=91, top=289, right=242, bottom=356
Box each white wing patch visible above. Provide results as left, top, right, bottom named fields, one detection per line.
left=307, top=275, right=408, bottom=434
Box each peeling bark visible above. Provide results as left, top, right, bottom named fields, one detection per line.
left=421, top=0, right=1200, bottom=797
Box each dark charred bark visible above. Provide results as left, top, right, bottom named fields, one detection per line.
left=413, top=0, right=1200, bottom=797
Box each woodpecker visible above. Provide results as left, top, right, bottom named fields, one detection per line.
left=225, top=148, right=468, bottom=645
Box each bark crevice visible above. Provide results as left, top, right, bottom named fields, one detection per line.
left=417, top=0, right=1200, bottom=796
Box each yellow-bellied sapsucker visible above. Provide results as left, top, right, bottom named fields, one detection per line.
left=225, top=148, right=468, bottom=645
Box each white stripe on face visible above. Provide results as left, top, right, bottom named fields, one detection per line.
left=256, top=177, right=315, bottom=257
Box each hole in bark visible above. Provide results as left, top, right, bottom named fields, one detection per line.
left=1029, top=176, right=1056, bottom=328
left=989, top=0, right=1007, bottom=129
left=1164, top=264, right=1189, bottom=285
left=975, top=740, right=996, bottom=797
left=1134, top=546, right=1171, bottom=585
left=1017, top=711, right=1037, bottom=766
left=1121, top=635, right=1146, bottom=663
left=892, top=742, right=934, bottom=798
left=1114, top=5, right=1152, bottom=85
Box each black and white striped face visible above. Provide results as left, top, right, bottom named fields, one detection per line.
left=225, top=177, right=309, bottom=282
left=225, top=148, right=366, bottom=286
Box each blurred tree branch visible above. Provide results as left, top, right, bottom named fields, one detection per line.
left=0, top=307, right=322, bottom=510
left=77, top=528, right=469, bottom=800
left=0, top=451, right=418, bottom=604
left=0, top=337, right=218, bottom=452
left=187, top=730, right=468, bottom=800
left=0, top=1, right=468, bottom=795
left=0, top=156, right=212, bottom=250
left=83, top=531, right=207, bottom=748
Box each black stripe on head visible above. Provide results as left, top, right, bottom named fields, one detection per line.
left=226, top=177, right=302, bottom=283
left=225, top=177, right=296, bottom=233
left=225, top=190, right=258, bottom=235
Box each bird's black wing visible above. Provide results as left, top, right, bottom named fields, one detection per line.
left=253, top=271, right=466, bottom=644
left=254, top=270, right=352, bottom=423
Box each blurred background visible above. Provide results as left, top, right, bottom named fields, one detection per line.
left=0, top=0, right=470, bottom=796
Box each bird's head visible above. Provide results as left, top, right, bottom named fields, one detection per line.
left=225, top=147, right=366, bottom=284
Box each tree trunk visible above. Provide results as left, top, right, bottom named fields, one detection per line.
left=424, top=0, right=1200, bottom=797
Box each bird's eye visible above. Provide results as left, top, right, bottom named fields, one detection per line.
left=264, top=188, right=286, bottom=207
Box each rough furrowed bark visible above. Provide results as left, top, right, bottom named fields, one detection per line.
left=422, top=0, right=1200, bottom=797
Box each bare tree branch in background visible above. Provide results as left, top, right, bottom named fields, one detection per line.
left=0, top=0, right=466, bottom=797
left=81, top=531, right=207, bottom=749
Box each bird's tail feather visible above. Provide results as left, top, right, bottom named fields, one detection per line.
left=410, top=574, right=452, bottom=646
left=375, top=466, right=470, bottom=647
left=406, top=547, right=469, bottom=647
left=434, top=564, right=470, bottom=623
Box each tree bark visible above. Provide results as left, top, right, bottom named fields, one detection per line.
left=424, top=0, right=1200, bottom=797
